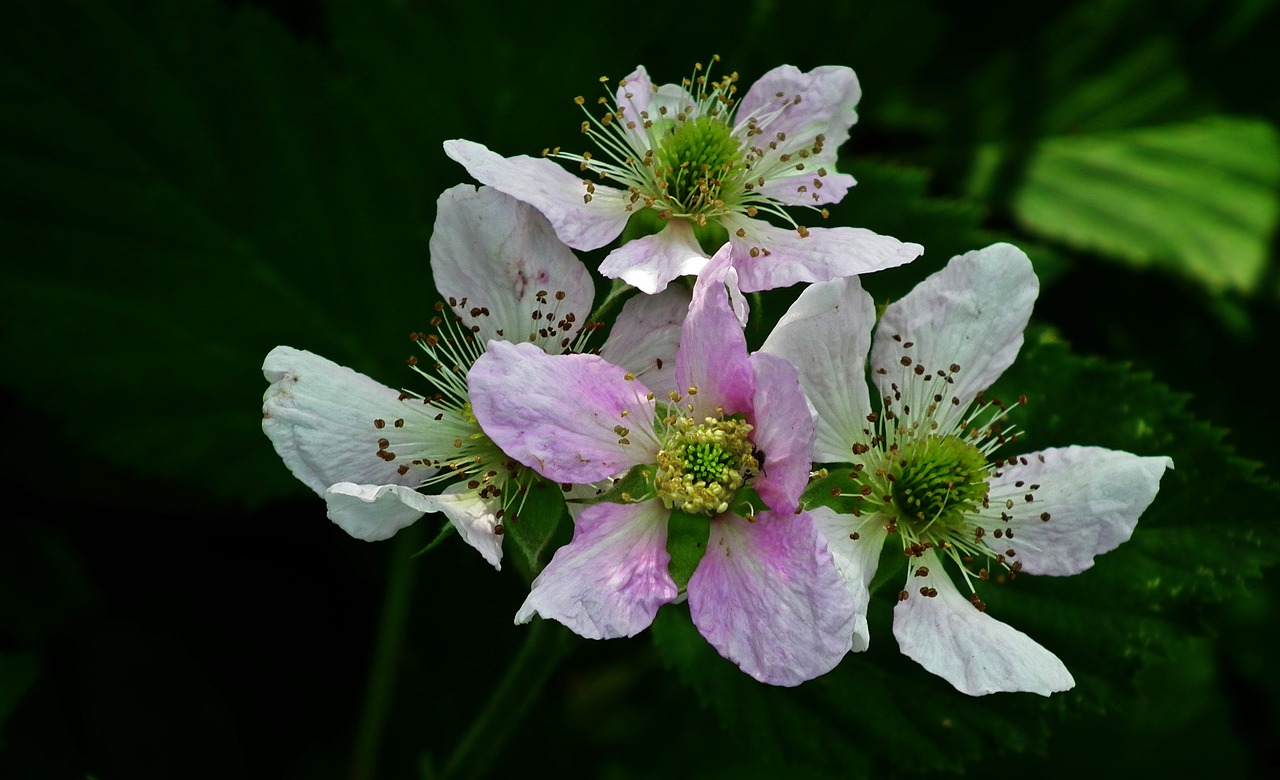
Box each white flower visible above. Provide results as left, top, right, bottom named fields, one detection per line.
left=761, top=243, right=1172, bottom=695
left=444, top=59, right=922, bottom=294
left=261, top=185, right=689, bottom=567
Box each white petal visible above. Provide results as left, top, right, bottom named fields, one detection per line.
left=761, top=277, right=876, bottom=463
left=599, top=283, right=692, bottom=392
left=597, top=219, right=710, bottom=294
left=443, top=139, right=630, bottom=250
left=894, top=550, right=1074, bottom=696
left=872, top=243, right=1037, bottom=433
left=982, top=446, right=1172, bottom=576
left=323, top=482, right=438, bottom=542
left=434, top=482, right=505, bottom=569
left=735, top=65, right=861, bottom=165
left=262, top=347, right=439, bottom=496
left=429, top=185, right=594, bottom=348
left=810, top=506, right=890, bottom=652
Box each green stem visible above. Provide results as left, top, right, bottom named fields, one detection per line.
left=348, top=523, right=424, bottom=780
left=436, top=619, right=575, bottom=780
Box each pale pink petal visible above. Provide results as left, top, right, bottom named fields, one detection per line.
left=981, top=446, right=1172, bottom=576
left=443, top=139, right=630, bottom=250
left=760, top=277, right=877, bottom=463
left=723, top=216, right=923, bottom=293
left=675, top=247, right=754, bottom=417
left=746, top=352, right=816, bottom=515
left=599, top=283, right=692, bottom=392
left=753, top=168, right=857, bottom=208
left=894, top=549, right=1074, bottom=696
left=468, top=341, right=658, bottom=484
left=614, top=66, right=694, bottom=150
left=429, top=185, right=594, bottom=348
left=322, top=482, right=440, bottom=542
left=433, top=482, right=505, bottom=569
left=688, top=509, right=856, bottom=686
left=597, top=219, right=711, bottom=294
left=872, top=243, right=1037, bottom=433
left=736, top=65, right=862, bottom=161
left=262, top=347, right=440, bottom=495
left=810, top=506, right=890, bottom=652
left=515, top=499, right=678, bottom=638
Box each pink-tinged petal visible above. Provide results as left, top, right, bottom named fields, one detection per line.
left=754, top=169, right=857, bottom=208
left=322, top=482, right=440, bottom=542
left=746, top=352, right=816, bottom=515
left=810, top=506, right=889, bottom=652
left=443, top=139, right=630, bottom=250
left=429, top=185, right=594, bottom=348
left=736, top=65, right=862, bottom=158
left=433, top=482, right=504, bottom=569
left=724, top=216, right=923, bottom=293
left=262, top=347, right=440, bottom=496
left=515, top=499, right=678, bottom=638
left=599, top=283, right=692, bottom=392
left=894, top=549, right=1074, bottom=696
left=598, top=219, right=710, bottom=294
left=873, top=243, right=1037, bottom=433
left=675, top=248, right=754, bottom=417
left=614, top=66, right=694, bottom=150
left=468, top=340, right=658, bottom=484
left=688, top=509, right=856, bottom=686
left=981, top=446, right=1172, bottom=576
left=761, top=277, right=876, bottom=463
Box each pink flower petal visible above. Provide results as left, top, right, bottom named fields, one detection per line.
left=597, top=219, right=710, bottom=294
left=443, top=139, right=630, bottom=250
left=893, top=549, right=1074, bottom=696
left=262, top=346, right=439, bottom=495
left=760, top=277, right=877, bottom=463
left=688, top=509, right=856, bottom=686
left=746, top=352, right=816, bottom=515
left=736, top=65, right=862, bottom=163
left=675, top=248, right=754, bottom=417
left=724, top=216, right=923, bottom=293
left=515, top=499, right=678, bottom=638
left=872, top=243, right=1037, bottom=433
left=429, top=185, right=594, bottom=348
left=468, top=340, right=658, bottom=484
left=982, top=446, right=1172, bottom=576
left=599, top=283, right=692, bottom=393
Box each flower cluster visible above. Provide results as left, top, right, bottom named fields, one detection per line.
left=262, top=61, right=1169, bottom=693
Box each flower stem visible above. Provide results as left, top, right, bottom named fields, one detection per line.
left=435, top=619, right=576, bottom=780
left=348, top=523, right=424, bottom=780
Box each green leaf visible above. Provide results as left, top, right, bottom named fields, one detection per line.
left=666, top=510, right=711, bottom=590
left=976, top=116, right=1280, bottom=294
left=502, top=480, right=570, bottom=583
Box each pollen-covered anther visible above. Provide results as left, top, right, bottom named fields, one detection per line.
left=654, top=415, right=757, bottom=516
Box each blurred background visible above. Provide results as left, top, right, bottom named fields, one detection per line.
left=2, top=0, right=1278, bottom=777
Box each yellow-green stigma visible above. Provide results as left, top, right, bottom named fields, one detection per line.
left=652, top=114, right=744, bottom=216
left=655, top=416, right=758, bottom=516
left=890, top=436, right=990, bottom=532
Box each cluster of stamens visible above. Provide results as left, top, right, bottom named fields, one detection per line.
left=648, top=389, right=757, bottom=516
left=543, top=56, right=833, bottom=246
left=834, top=335, right=1040, bottom=608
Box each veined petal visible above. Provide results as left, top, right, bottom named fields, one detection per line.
left=982, top=446, right=1172, bottom=576
left=599, top=283, right=692, bottom=393
left=688, top=509, right=856, bottom=686
left=597, top=219, right=710, bottom=294
left=872, top=243, right=1037, bottom=433
left=760, top=277, right=876, bottom=463
left=515, top=499, right=678, bottom=638
left=430, top=185, right=594, bottom=348
left=736, top=65, right=862, bottom=161
left=746, top=352, right=816, bottom=515
left=443, top=139, right=630, bottom=250
left=723, top=216, right=923, bottom=293
left=322, top=482, right=439, bottom=542
left=262, top=347, right=439, bottom=496
left=810, top=506, right=889, bottom=653
left=468, top=340, right=658, bottom=484
left=894, top=549, right=1074, bottom=696
left=754, top=169, right=857, bottom=208
left=675, top=248, right=754, bottom=418
left=434, top=482, right=504, bottom=570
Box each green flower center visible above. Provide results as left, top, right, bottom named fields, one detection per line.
left=655, top=415, right=757, bottom=516
left=890, top=436, right=990, bottom=532
left=652, top=115, right=743, bottom=216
